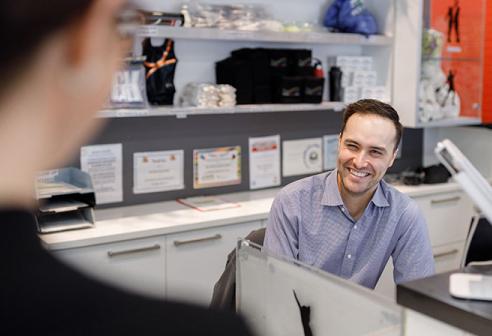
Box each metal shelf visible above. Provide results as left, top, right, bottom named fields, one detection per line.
left=422, top=57, right=481, bottom=63
left=416, top=116, right=482, bottom=128
left=137, top=26, right=393, bottom=46
left=99, top=102, right=346, bottom=118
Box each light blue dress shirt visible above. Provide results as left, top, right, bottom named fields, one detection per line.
left=263, top=170, right=435, bottom=289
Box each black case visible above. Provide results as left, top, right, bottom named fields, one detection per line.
left=216, top=47, right=317, bottom=105
left=216, top=57, right=254, bottom=104
left=303, top=77, right=324, bottom=103
left=142, top=38, right=177, bottom=105
left=273, top=76, right=303, bottom=103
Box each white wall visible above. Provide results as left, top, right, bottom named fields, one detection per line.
left=423, top=127, right=492, bottom=178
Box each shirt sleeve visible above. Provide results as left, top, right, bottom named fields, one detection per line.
left=392, top=200, right=435, bottom=284
left=262, top=190, right=299, bottom=260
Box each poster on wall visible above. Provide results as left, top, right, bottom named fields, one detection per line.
left=249, top=135, right=281, bottom=190
left=323, top=135, right=339, bottom=171
left=80, top=143, right=123, bottom=204
left=133, top=150, right=184, bottom=194
left=430, top=0, right=483, bottom=57
left=282, top=138, right=322, bottom=177
left=193, top=146, right=241, bottom=189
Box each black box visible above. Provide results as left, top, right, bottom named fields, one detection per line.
left=273, top=76, right=303, bottom=104
left=268, top=49, right=290, bottom=77
left=216, top=57, right=254, bottom=104
left=253, top=85, right=272, bottom=104
left=303, top=77, right=325, bottom=103
left=290, top=49, right=313, bottom=76
left=231, top=48, right=271, bottom=86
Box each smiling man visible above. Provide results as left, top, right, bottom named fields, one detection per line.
left=263, top=99, right=434, bottom=289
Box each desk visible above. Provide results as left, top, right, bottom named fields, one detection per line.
left=397, top=268, right=492, bottom=336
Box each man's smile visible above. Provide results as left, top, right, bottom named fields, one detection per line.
left=347, top=167, right=371, bottom=178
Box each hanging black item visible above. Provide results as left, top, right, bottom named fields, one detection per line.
left=293, top=290, right=313, bottom=336
left=142, top=38, right=177, bottom=105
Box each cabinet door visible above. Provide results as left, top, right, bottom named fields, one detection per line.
left=166, top=221, right=262, bottom=305
left=374, top=262, right=396, bottom=301
left=433, top=241, right=465, bottom=274
left=52, top=236, right=166, bottom=298
left=374, top=241, right=466, bottom=301
left=412, top=191, right=474, bottom=247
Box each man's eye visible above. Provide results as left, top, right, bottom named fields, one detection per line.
left=371, top=150, right=383, bottom=156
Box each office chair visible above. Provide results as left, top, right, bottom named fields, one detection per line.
left=210, top=227, right=266, bottom=311
left=461, top=214, right=492, bottom=268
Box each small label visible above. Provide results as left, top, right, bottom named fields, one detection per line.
left=226, top=30, right=250, bottom=40
left=446, top=45, right=463, bottom=53
left=305, top=86, right=323, bottom=96
left=282, top=87, right=301, bottom=97
left=116, top=109, right=148, bottom=117
left=36, top=169, right=60, bottom=183
left=138, top=26, right=158, bottom=37
left=271, top=58, right=288, bottom=68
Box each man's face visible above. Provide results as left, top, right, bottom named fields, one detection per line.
left=337, top=113, right=397, bottom=198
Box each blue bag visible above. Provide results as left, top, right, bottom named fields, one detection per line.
left=323, top=0, right=378, bottom=37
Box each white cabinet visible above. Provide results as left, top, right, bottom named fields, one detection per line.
left=374, top=190, right=474, bottom=301
left=432, top=241, right=465, bottom=274
left=374, top=260, right=395, bottom=300
left=165, top=220, right=262, bottom=305
left=375, top=241, right=466, bottom=301
left=53, top=236, right=166, bottom=298
left=52, top=220, right=263, bottom=305
left=412, top=191, right=474, bottom=247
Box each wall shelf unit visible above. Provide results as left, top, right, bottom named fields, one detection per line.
left=99, top=102, right=345, bottom=118
left=137, top=25, right=393, bottom=46
left=415, top=116, right=482, bottom=128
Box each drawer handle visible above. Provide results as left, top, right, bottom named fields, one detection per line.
left=430, top=196, right=461, bottom=205
left=433, top=249, right=459, bottom=259
left=107, top=244, right=161, bottom=257
left=174, top=234, right=222, bottom=247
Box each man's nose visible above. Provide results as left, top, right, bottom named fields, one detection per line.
left=353, top=151, right=368, bottom=168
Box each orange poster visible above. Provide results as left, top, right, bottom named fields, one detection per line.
left=429, top=0, right=485, bottom=118
left=482, top=0, right=492, bottom=123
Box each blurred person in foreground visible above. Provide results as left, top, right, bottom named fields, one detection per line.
left=0, top=1, right=252, bottom=335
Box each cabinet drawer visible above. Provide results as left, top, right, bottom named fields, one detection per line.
left=433, top=241, right=466, bottom=274
left=374, top=241, right=466, bottom=302
left=53, top=236, right=166, bottom=298
left=413, top=192, right=474, bottom=247
left=374, top=261, right=396, bottom=301
left=166, top=220, right=262, bottom=305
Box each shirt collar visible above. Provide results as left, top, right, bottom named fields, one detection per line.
left=321, top=170, right=344, bottom=206
left=371, top=180, right=390, bottom=207
left=321, top=169, right=390, bottom=208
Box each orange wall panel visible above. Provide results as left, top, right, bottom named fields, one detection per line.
left=482, top=0, right=492, bottom=123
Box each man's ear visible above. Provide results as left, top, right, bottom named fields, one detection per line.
left=388, top=148, right=398, bottom=167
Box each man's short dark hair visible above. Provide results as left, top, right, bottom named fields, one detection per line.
left=340, top=99, right=403, bottom=152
